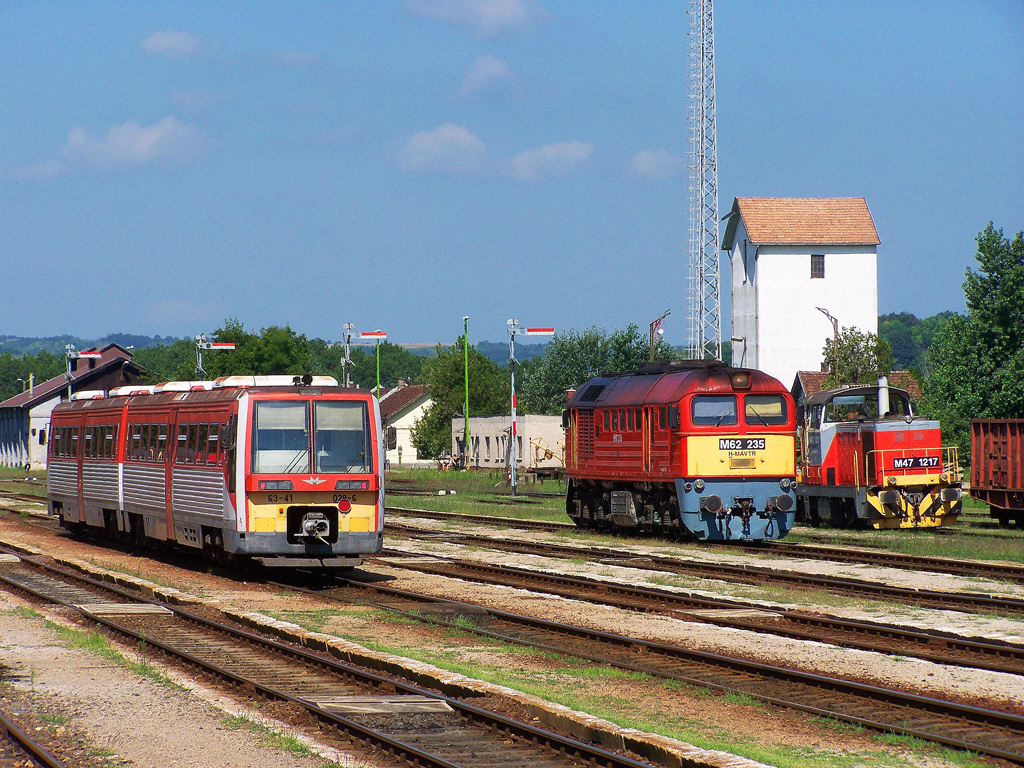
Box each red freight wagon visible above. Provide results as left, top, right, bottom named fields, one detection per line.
left=970, top=419, right=1024, bottom=529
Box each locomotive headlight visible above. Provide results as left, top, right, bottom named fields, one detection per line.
left=779, top=478, right=791, bottom=490
left=888, top=476, right=897, bottom=486
left=684, top=482, right=693, bottom=493
left=939, top=472, right=950, bottom=484
left=694, top=479, right=705, bottom=492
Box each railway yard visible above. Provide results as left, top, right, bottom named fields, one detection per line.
left=1, top=476, right=1024, bottom=768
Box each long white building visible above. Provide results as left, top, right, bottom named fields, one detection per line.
left=722, top=197, right=879, bottom=389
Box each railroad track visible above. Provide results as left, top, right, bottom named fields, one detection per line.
left=0, top=709, right=68, bottom=768
left=374, top=541, right=1024, bottom=676
left=0, top=548, right=661, bottom=768
left=270, top=568, right=1024, bottom=763
left=386, top=505, right=1024, bottom=584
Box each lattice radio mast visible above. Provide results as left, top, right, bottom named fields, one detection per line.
left=686, top=0, right=722, bottom=361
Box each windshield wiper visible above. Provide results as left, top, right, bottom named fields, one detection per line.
left=748, top=408, right=768, bottom=427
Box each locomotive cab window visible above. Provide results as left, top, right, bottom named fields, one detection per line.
left=314, top=401, right=371, bottom=474
left=744, top=395, right=788, bottom=426
left=691, top=396, right=737, bottom=426
left=252, top=401, right=311, bottom=474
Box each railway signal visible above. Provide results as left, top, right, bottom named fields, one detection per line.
left=64, top=345, right=102, bottom=396
left=195, top=334, right=236, bottom=378
left=507, top=320, right=554, bottom=496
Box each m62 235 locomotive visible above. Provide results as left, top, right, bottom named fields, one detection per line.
left=796, top=379, right=962, bottom=528
left=563, top=361, right=797, bottom=541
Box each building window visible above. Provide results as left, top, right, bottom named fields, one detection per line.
left=811, top=254, right=825, bottom=279
left=742, top=239, right=749, bottom=283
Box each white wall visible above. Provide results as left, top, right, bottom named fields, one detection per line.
left=730, top=226, right=877, bottom=388
left=387, top=398, right=432, bottom=468
left=453, top=415, right=564, bottom=470
left=752, top=244, right=877, bottom=387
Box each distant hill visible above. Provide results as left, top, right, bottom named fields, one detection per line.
left=475, top=340, right=547, bottom=366
left=0, top=333, right=184, bottom=356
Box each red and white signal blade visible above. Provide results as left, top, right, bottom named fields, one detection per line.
left=525, top=327, right=554, bottom=335
left=78, top=350, right=103, bottom=358
left=360, top=331, right=387, bottom=339
left=209, top=342, right=235, bottom=350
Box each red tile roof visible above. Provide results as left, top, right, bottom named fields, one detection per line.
left=793, top=370, right=921, bottom=401
left=378, top=384, right=429, bottom=419
left=722, top=197, right=880, bottom=248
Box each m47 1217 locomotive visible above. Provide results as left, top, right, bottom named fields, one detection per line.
left=796, top=378, right=962, bottom=528
left=563, top=361, right=797, bottom=541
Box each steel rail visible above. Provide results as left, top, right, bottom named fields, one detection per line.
left=386, top=505, right=1024, bottom=581
left=0, top=710, right=68, bottom=768
left=0, top=551, right=661, bottom=768
left=271, top=573, right=1024, bottom=762
left=386, top=519, right=1024, bottom=616
left=375, top=545, right=1024, bottom=675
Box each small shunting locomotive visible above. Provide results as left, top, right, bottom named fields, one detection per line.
left=563, top=361, right=797, bottom=541
left=796, top=379, right=962, bottom=528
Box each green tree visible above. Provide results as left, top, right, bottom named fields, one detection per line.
left=520, top=324, right=675, bottom=415
left=411, top=336, right=509, bottom=460
left=924, top=223, right=1024, bottom=454
left=821, top=327, right=893, bottom=389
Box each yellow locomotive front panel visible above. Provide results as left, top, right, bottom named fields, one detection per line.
left=686, top=434, right=796, bottom=477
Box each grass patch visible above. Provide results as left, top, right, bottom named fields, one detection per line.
left=222, top=714, right=314, bottom=758
left=46, top=621, right=173, bottom=686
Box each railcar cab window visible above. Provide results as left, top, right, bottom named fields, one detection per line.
left=691, top=395, right=737, bottom=426
left=314, top=401, right=371, bottom=473
left=744, top=395, right=788, bottom=426
left=253, top=401, right=311, bottom=474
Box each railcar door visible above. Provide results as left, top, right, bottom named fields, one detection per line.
left=164, top=414, right=176, bottom=539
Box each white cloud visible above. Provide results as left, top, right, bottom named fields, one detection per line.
left=62, top=116, right=204, bottom=169
left=394, top=124, right=487, bottom=174
left=459, top=55, right=512, bottom=96
left=508, top=141, right=593, bottom=181
left=404, top=0, right=544, bottom=37
left=139, top=30, right=215, bottom=59
left=630, top=149, right=686, bottom=180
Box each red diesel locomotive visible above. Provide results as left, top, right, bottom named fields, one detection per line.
left=563, top=361, right=797, bottom=541
left=47, top=375, right=384, bottom=569
left=796, top=380, right=962, bottom=528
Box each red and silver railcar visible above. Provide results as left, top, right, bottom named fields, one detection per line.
left=970, top=419, right=1024, bottom=529
left=796, top=380, right=962, bottom=528
left=47, top=375, right=384, bottom=569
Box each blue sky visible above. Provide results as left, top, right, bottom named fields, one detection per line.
left=2, top=1, right=1021, bottom=348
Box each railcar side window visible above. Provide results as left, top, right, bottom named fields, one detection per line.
left=207, top=424, right=220, bottom=465
left=131, top=424, right=142, bottom=460
left=314, top=401, right=371, bottom=473
left=603, top=410, right=610, bottom=431
left=253, top=401, right=311, bottom=474
left=627, top=409, right=634, bottom=431
left=196, top=424, right=209, bottom=465
left=156, top=425, right=168, bottom=462
left=611, top=410, right=618, bottom=431
left=744, top=395, right=788, bottom=426
left=175, top=425, right=188, bottom=464
left=659, top=407, right=667, bottom=430
left=691, top=396, right=737, bottom=426
left=70, top=427, right=79, bottom=458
